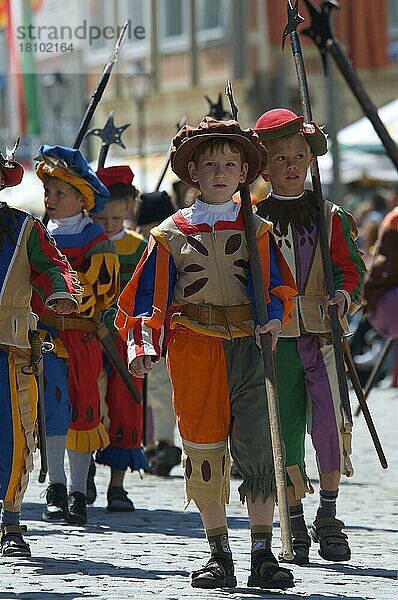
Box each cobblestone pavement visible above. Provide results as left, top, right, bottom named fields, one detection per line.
left=0, top=385, right=397, bottom=600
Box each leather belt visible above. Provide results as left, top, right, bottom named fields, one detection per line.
left=0, top=344, right=30, bottom=358
left=39, top=315, right=97, bottom=332
left=180, top=303, right=252, bottom=328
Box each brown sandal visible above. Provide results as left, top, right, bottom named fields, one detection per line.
left=248, top=551, right=294, bottom=589
left=1, top=525, right=31, bottom=557
left=191, top=554, right=237, bottom=589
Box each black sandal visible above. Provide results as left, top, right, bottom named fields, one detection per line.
left=310, top=517, right=351, bottom=562
left=1, top=525, right=31, bottom=557
left=191, top=554, right=237, bottom=589
left=280, top=532, right=311, bottom=566
left=248, top=551, right=294, bottom=589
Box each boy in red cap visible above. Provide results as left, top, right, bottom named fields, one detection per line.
left=93, top=165, right=147, bottom=511
left=1, top=146, right=81, bottom=556
left=254, top=109, right=365, bottom=565
left=115, top=117, right=297, bottom=590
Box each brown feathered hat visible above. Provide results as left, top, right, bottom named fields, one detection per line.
left=170, top=117, right=267, bottom=190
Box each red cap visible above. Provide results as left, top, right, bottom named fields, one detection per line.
left=255, top=109, right=327, bottom=156
left=96, top=165, right=134, bottom=188
left=0, top=162, right=24, bottom=188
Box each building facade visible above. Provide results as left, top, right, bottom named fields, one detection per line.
left=0, top=0, right=397, bottom=188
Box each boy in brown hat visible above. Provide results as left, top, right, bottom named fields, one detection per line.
left=115, top=117, right=297, bottom=590
left=254, top=109, right=365, bottom=565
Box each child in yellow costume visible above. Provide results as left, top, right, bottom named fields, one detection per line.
left=32, top=145, right=119, bottom=526
left=0, top=147, right=81, bottom=556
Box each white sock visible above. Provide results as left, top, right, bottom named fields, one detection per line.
left=67, top=450, right=91, bottom=495
left=47, top=435, right=67, bottom=486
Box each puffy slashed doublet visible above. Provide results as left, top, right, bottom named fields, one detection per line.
left=32, top=220, right=119, bottom=452
left=96, top=230, right=148, bottom=472
left=116, top=202, right=297, bottom=510
left=256, top=191, right=366, bottom=499
left=0, top=205, right=81, bottom=508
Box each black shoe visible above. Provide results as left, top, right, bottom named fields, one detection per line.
left=86, top=457, right=97, bottom=505
left=68, top=492, right=87, bottom=526
left=148, top=444, right=182, bottom=476
left=107, top=487, right=135, bottom=512
left=42, top=483, right=68, bottom=523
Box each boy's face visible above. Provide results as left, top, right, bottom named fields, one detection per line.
left=43, top=176, right=85, bottom=219
left=263, top=134, right=312, bottom=197
left=91, top=199, right=129, bottom=237
left=188, top=143, right=248, bottom=204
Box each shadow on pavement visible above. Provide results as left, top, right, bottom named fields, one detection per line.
left=0, top=595, right=96, bottom=600
left=5, top=555, right=187, bottom=580
left=21, top=503, right=252, bottom=537
left=308, top=561, right=396, bottom=580
left=225, top=589, right=367, bottom=600
left=0, top=589, right=368, bottom=600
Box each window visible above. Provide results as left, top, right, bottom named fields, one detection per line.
left=387, top=0, right=398, bottom=60
left=159, top=0, right=188, bottom=50
left=199, top=0, right=223, bottom=30
left=163, top=0, right=184, bottom=37
left=197, top=0, right=226, bottom=43
left=119, top=0, right=145, bottom=37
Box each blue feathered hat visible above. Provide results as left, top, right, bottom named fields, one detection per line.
left=35, top=145, right=109, bottom=213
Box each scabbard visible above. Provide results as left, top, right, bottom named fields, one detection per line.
left=36, top=369, right=48, bottom=483
left=26, top=329, right=48, bottom=483
left=95, top=320, right=142, bottom=405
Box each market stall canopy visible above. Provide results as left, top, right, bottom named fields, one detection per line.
left=316, top=149, right=398, bottom=185
left=312, top=99, right=398, bottom=185
left=337, top=99, right=398, bottom=153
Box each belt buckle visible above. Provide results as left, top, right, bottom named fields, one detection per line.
left=197, top=304, right=211, bottom=326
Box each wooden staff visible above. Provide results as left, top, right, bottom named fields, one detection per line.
left=343, top=340, right=388, bottom=468
left=354, top=337, right=394, bottom=416
left=72, top=22, right=129, bottom=149
left=283, top=0, right=353, bottom=424
left=225, top=81, right=293, bottom=561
